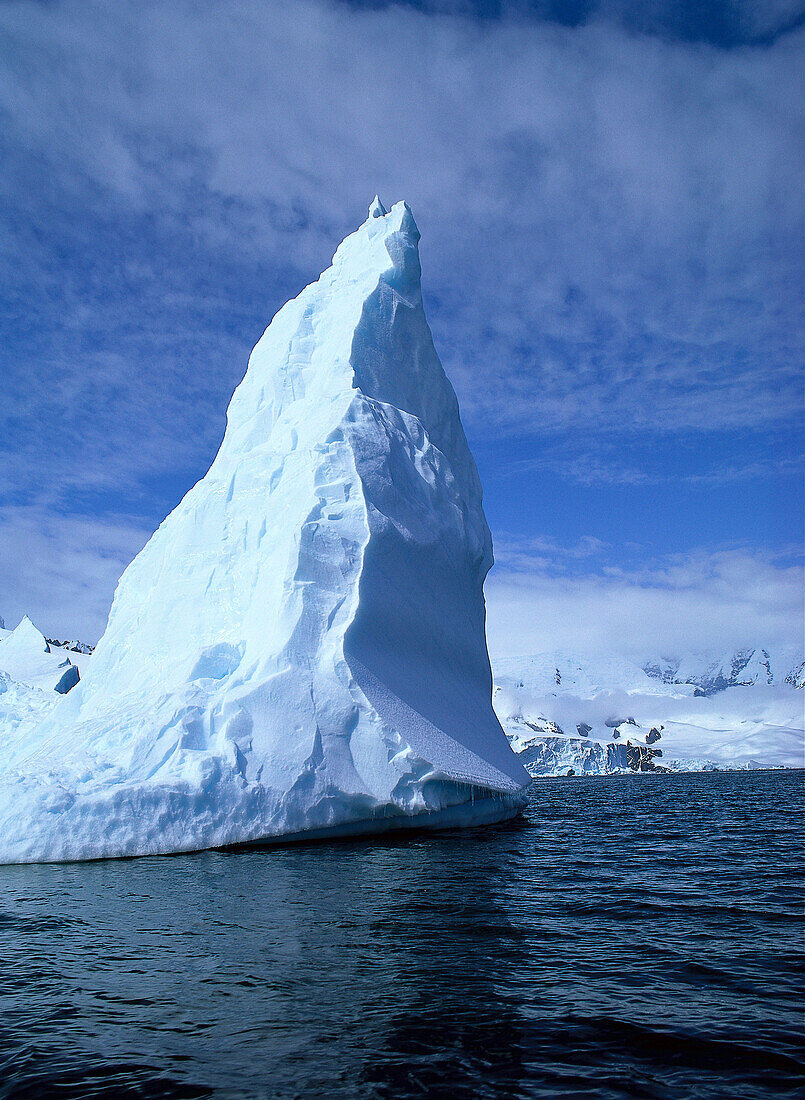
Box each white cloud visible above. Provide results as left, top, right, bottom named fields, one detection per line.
left=0, top=0, right=801, bottom=457
left=485, top=546, right=804, bottom=659
left=501, top=450, right=804, bottom=487
left=731, top=0, right=805, bottom=38
left=0, top=1, right=801, bottom=645
left=0, top=506, right=150, bottom=642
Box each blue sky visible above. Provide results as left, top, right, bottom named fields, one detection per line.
left=0, top=0, right=802, bottom=655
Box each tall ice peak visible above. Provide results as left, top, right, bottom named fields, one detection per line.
left=6, top=615, right=49, bottom=653
left=368, top=194, right=387, bottom=218
left=0, top=201, right=530, bottom=864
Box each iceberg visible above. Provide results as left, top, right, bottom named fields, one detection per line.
left=0, top=615, right=81, bottom=694
left=0, top=198, right=530, bottom=863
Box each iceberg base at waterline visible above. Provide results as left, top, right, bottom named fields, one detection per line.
left=0, top=198, right=530, bottom=864
left=0, top=743, right=528, bottom=863
left=0, top=772, right=527, bottom=865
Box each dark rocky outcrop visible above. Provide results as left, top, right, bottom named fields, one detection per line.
left=625, top=740, right=666, bottom=772
left=54, top=665, right=80, bottom=694
left=786, top=661, right=805, bottom=689
left=46, top=638, right=95, bottom=655
left=523, top=718, right=564, bottom=736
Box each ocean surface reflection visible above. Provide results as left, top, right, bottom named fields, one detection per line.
left=0, top=770, right=803, bottom=1098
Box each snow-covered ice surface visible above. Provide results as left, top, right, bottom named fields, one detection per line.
left=494, top=651, right=804, bottom=776
left=0, top=671, right=58, bottom=755
left=0, top=199, right=529, bottom=864
left=0, top=618, right=85, bottom=774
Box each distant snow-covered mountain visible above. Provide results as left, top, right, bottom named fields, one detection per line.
left=2, top=611, right=802, bottom=780
left=642, top=647, right=804, bottom=695
left=495, top=652, right=679, bottom=698
left=46, top=637, right=95, bottom=656
left=493, top=649, right=804, bottom=776
left=495, top=648, right=803, bottom=699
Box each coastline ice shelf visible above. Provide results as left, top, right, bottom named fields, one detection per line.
left=493, top=650, right=804, bottom=774
left=0, top=198, right=529, bottom=864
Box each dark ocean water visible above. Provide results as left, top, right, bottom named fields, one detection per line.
left=0, top=770, right=803, bottom=1099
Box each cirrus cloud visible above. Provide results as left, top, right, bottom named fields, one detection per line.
left=0, top=0, right=801, bottom=650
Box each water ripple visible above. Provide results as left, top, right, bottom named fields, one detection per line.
left=0, top=770, right=802, bottom=1098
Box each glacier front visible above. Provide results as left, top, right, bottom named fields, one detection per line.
left=0, top=198, right=530, bottom=864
